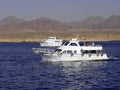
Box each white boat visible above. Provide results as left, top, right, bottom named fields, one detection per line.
left=40, top=36, right=62, bottom=47
left=33, top=38, right=109, bottom=61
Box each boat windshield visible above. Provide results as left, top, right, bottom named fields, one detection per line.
left=62, top=40, right=69, bottom=46
left=69, top=43, right=78, bottom=46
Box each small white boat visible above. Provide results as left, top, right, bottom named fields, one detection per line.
left=33, top=38, right=109, bottom=61
left=40, top=36, right=62, bottom=47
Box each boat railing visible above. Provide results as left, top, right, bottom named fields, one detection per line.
left=32, top=48, right=55, bottom=54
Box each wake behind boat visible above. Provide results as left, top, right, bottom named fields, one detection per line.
left=33, top=38, right=109, bottom=61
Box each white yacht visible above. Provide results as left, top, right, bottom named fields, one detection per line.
left=40, top=36, right=62, bottom=47
left=33, top=38, right=109, bottom=61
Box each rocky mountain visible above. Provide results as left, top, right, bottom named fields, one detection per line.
left=69, top=15, right=120, bottom=29
left=0, top=15, right=120, bottom=34
left=0, top=16, right=67, bottom=33
left=0, top=16, right=26, bottom=26
left=0, top=16, right=29, bottom=33
left=69, top=16, right=106, bottom=29
left=104, top=15, right=120, bottom=29
left=29, top=17, right=67, bottom=32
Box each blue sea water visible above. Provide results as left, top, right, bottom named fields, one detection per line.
left=0, top=41, right=120, bottom=90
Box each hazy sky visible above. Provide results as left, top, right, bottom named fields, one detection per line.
left=0, top=0, right=120, bottom=22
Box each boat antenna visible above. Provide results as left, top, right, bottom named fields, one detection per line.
left=82, top=36, right=86, bottom=41
left=76, top=35, right=79, bottom=39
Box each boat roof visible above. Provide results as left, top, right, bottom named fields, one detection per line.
left=48, top=36, right=57, bottom=39
left=58, top=38, right=103, bottom=51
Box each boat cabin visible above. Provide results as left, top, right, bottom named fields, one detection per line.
left=55, top=38, right=104, bottom=56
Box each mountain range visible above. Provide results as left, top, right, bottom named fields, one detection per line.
left=0, top=15, right=120, bottom=34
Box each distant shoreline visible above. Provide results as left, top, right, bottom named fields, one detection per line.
left=0, top=36, right=120, bottom=42
left=0, top=32, right=120, bottom=42
left=0, top=40, right=120, bottom=43
left=0, top=39, right=120, bottom=42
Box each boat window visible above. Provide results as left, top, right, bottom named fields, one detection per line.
left=79, top=42, right=84, bottom=46
left=82, top=50, right=89, bottom=54
left=82, top=50, right=97, bottom=54
left=55, top=41, right=59, bottom=42
left=85, top=42, right=92, bottom=46
left=67, top=50, right=72, bottom=53
left=74, top=50, right=77, bottom=53
left=63, top=50, right=66, bottom=53
left=69, top=43, right=78, bottom=46
left=55, top=49, right=62, bottom=52
left=89, top=50, right=96, bottom=54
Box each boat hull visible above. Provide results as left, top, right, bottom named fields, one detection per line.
left=42, top=53, right=109, bottom=62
